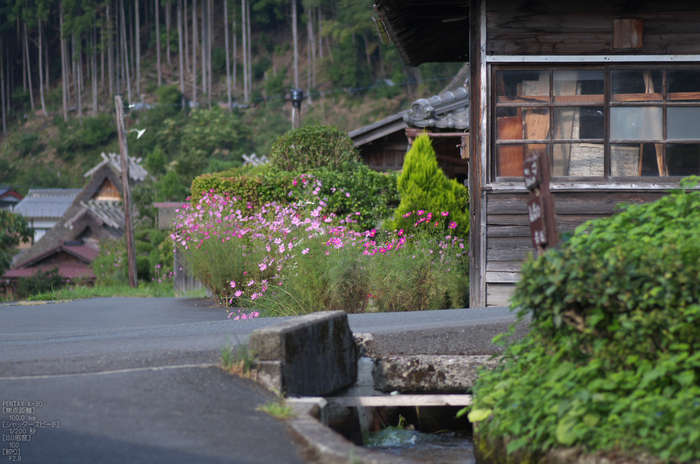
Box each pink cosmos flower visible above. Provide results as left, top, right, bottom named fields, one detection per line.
left=448, top=222, right=458, bottom=229
left=441, top=212, right=450, bottom=217
left=302, top=248, right=310, bottom=254
left=230, top=281, right=236, bottom=288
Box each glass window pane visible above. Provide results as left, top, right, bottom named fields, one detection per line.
left=553, top=107, right=604, bottom=140
left=667, top=144, right=700, bottom=176
left=611, top=144, right=664, bottom=177
left=553, top=143, right=603, bottom=177
left=496, top=71, right=549, bottom=103
left=553, top=70, right=604, bottom=103
left=497, top=108, right=549, bottom=141
left=610, top=107, right=663, bottom=140
left=497, top=144, right=547, bottom=177
left=668, top=108, right=700, bottom=140
left=668, top=70, right=700, bottom=101
left=611, top=70, right=663, bottom=102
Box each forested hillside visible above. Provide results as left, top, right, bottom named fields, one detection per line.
left=0, top=0, right=465, bottom=200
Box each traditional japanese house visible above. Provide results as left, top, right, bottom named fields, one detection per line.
left=350, top=86, right=470, bottom=183
left=374, top=0, right=700, bottom=307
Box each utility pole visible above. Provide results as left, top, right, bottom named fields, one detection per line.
left=115, top=94, right=138, bottom=288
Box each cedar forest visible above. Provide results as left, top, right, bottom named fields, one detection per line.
left=0, top=0, right=466, bottom=206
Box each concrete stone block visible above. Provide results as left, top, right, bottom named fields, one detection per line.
left=248, top=310, right=358, bottom=397
left=372, top=355, right=500, bottom=393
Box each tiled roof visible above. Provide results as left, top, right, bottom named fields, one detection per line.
left=0, top=187, right=23, bottom=201
left=349, top=87, right=469, bottom=147
left=15, top=240, right=100, bottom=269
left=4, top=263, right=95, bottom=280
left=14, top=189, right=82, bottom=219
left=403, top=87, right=470, bottom=130
left=65, top=200, right=125, bottom=230
left=83, top=152, right=151, bottom=182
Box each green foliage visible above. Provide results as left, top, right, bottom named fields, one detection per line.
left=0, top=209, right=33, bottom=276
left=190, top=162, right=398, bottom=231
left=388, top=134, right=469, bottom=238
left=55, top=114, right=116, bottom=160
left=174, top=107, right=250, bottom=185
left=471, top=177, right=700, bottom=462
left=366, top=231, right=468, bottom=312
left=268, top=125, right=360, bottom=172
left=91, top=238, right=127, bottom=286
left=17, top=268, right=63, bottom=299
left=8, top=133, right=42, bottom=158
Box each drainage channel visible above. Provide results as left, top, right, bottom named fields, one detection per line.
left=327, top=394, right=475, bottom=463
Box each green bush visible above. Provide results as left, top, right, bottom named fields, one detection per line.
left=387, top=134, right=469, bottom=238
left=55, top=114, right=116, bottom=159
left=268, top=125, right=360, bottom=172
left=470, top=176, right=700, bottom=462
left=17, top=268, right=63, bottom=299
left=92, top=239, right=127, bottom=286
left=190, top=162, right=398, bottom=231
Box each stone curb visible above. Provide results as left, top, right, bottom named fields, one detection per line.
left=286, top=399, right=418, bottom=464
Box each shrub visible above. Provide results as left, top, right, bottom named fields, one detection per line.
left=190, top=162, right=399, bottom=231
left=469, top=176, right=700, bottom=462
left=268, top=125, right=360, bottom=172
left=92, top=239, right=127, bottom=286
left=388, top=134, right=469, bottom=238
left=16, top=268, right=63, bottom=298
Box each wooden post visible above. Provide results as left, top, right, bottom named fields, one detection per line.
left=115, top=94, right=138, bottom=288
left=523, top=150, right=558, bottom=256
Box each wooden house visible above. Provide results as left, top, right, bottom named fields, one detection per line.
left=374, top=0, right=700, bottom=307
left=350, top=86, right=470, bottom=183
left=4, top=153, right=150, bottom=293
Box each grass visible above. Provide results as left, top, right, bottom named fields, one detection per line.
left=256, top=400, right=296, bottom=420
left=220, top=344, right=257, bottom=379
left=26, top=282, right=175, bottom=301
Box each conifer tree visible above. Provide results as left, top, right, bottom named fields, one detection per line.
left=389, top=133, right=470, bottom=239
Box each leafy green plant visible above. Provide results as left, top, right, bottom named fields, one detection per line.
left=470, top=176, right=700, bottom=462
left=256, top=400, right=296, bottom=420
left=17, top=268, right=63, bottom=299
left=388, top=134, right=469, bottom=239
left=268, top=125, right=360, bottom=172
left=0, top=209, right=33, bottom=276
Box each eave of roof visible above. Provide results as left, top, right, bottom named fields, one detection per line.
left=374, top=0, right=469, bottom=67
left=349, top=111, right=409, bottom=146
left=3, top=263, right=95, bottom=280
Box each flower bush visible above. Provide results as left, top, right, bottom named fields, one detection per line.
left=171, top=175, right=468, bottom=318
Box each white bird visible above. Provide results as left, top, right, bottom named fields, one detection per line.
left=129, top=128, right=146, bottom=139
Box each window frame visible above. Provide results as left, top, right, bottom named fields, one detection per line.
left=491, top=64, right=700, bottom=183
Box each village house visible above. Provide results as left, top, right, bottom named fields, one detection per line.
left=350, top=84, right=470, bottom=183
left=3, top=153, right=149, bottom=294
left=374, top=0, right=700, bottom=307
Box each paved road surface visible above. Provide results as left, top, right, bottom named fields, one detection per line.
left=0, top=297, right=517, bottom=463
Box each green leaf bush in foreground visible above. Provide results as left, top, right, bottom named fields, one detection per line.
left=471, top=176, right=700, bottom=462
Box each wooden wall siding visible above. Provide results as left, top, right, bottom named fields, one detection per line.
left=487, top=1, right=700, bottom=55
left=483, top=190, right=667, bottom=306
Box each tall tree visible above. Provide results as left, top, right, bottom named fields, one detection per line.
left=223, top=0, right=231, bottom=110
left=165, top=1, right=170, bottom=66
left=1, top=36, right=6, bottom=135
left=191, top=0, right=196, bottom=105
left=232, top=2, right=236, bottom=91
left=155, top=0, right=161, bottom=85
left=120, top=0, right=131, bottom=102
left=200, top=0, right=206, bottom=102
left=177, top=0, right=184, bottom=108
left=60, top=1, right=68, bottom=121
left=241, top=0, right=247, bottom=102
left=291, top=0, right=298, bottom=89
left=135, top=0, right=140, bottom=95
left=23, top=22, right=35, bottom=113
left=92, top=18, right=97, bottom=116
left=107, top=0, right=114, bottom=95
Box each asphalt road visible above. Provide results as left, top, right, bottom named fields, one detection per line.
left=0, top=297, right=518, bottom=463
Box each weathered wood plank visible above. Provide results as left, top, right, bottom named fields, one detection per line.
left=486, top=261, right=523, bottom=273
left=485, top=271, right=521, bottom=283
left=488, top=214, right=602, bottom=228
left=329, top=395, right=473, bottom=408
left=487, top=192, right=665, bottom=216
left=487, top=284, right=516, bottom=307
left=487, top=237, right=533, bottom=261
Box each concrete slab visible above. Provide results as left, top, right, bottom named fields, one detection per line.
left=249, top=310, right=358, bottom=397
